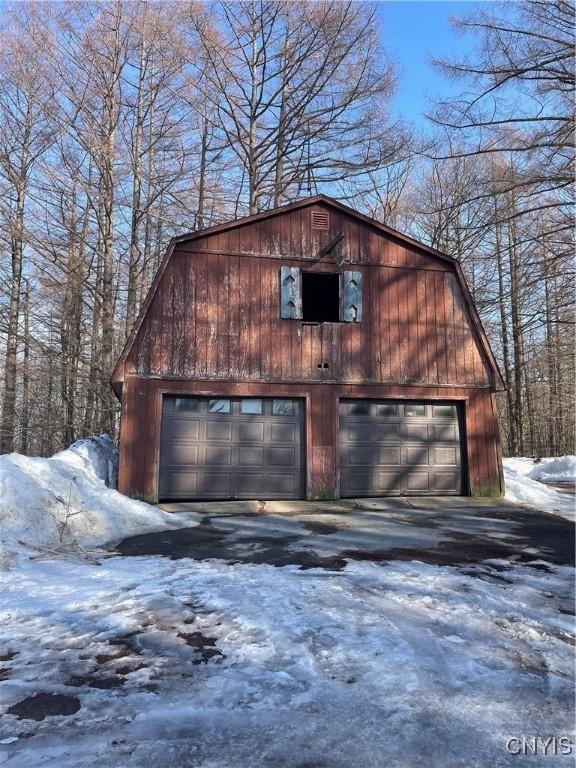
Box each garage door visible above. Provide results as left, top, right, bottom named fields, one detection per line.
left=339, top=400, right=463, bottom=496
left=159, top=397, right=305, bottom=500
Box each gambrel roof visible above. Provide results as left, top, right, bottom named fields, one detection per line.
left=111, top=194, right=504, bottom=391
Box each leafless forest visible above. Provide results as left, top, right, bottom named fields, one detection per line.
left=0, top=0, right=573, bottom=459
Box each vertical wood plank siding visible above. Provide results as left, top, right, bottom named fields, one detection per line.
left=119, top=384, right=502, bottom=504
left=118, top=202, right=503, bottom=501
left=129, top=252, right=489, bottom=387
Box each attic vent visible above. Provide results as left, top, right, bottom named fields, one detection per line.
left=311, top=209, right=329, bottom=231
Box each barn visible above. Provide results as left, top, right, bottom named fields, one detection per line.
left=111, top=195, right=505, bottom=503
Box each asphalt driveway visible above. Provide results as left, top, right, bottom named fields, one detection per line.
left=117, top=497, right=575, bottom=570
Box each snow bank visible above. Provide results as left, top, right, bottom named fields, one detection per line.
left=0, top=435, right=186, bottom=562
left=526, top=455, right=576, bottom=484
left=503, top=455, right=575, bottom=522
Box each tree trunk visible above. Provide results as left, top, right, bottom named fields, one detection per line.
left=495, top=220, right=515, bottom=453
left=1, top=105, right=31, bottom=453
left=196, top=115, right=209, bottom=230
left=507, top=199, right=524, bottom=455
left=20, top=281, right=30, bottom=454
left=126, top=9, right=147, bottom=335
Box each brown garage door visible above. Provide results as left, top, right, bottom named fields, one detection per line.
left=339, top=400, right=464, bottom=496
left=159, top=397, right=305, bottom=500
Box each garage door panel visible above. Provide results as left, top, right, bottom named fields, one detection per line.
left=345, top=423, right=374, bottom=442
left=403, top=446, right=430, bottom=465
left=341, top=472, right=372, bottom=493
left=204, top=446, right=232, bottom=465
left=403, top=423, right=428, bottom=441
left=269, top=423, right=298, bottom=443
left=377, top=447, right=402, bottom=465
left=238, top=447, right=264, bottom=465
left=160, top=397, right=304, bottom=500
left=373, top=423, right=401, bottom=441
left=374, top=471, right=402, bottom=492
left=434, top=470, right=459, bottom=492
left=430, top=423, right=458, bottom=442
left=432, top=446, right=459, bottom=465
left=267, top=447, right=297, bottom=466
left=405, top=472, right=430, bottom=491
left=347, top=447, right=374, bottom=466
left=160, top=470, right=198, bottom=496
left=206, top=420, right=233, bottom=441
left=162, top=444, right=199, bottom=466
left=171, top=421, right=200, bottom=441
left=236, top=473, right=265, bottom=495
left=239, top=422, right=265, bottom=442
left=200, top=473, right=232, bottom=496
left=268, top=473, right=298, bottom=495
left=346, top=422, right=401, bottom=442
left=340, top=399, right=462, bottom=497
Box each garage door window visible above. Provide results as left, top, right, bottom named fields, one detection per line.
left=175, top=398, right=199, bottom=412
left=376, top=403, right=397, bottom=416
left=404, top=403, right=425, bottom=417
left=241, top=399, right=262, bottom=414
left=433, top=404, right=455, bottom=417
left=273, top=399, right=294, bottom=415
left=349, top=401, right=369, bottom=415
left=209, top=399, right=231, bottom=413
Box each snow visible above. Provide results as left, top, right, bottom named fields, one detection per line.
left=0, top=435, right=190, bottom=565
left=503, top=456, right=575, bottom=522
left=526, top=455, right=576, bottom=484
left=0, top=552, right=573, bottom=767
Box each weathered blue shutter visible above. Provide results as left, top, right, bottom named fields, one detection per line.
left=280, top=266, right=302, bottom=319
left=342, top=271, right=362, bottom=322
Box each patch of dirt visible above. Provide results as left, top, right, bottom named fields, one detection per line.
left=68, top=675, right=125, bottom=689
left=178, top=631, right=224, bottom=663
left=114, top=662, right=149, bottom=675
left=0, top=651, right=17, bottom=662
left=95, top=652, right=123, bottom=665
left=7, top=692, right=81, bottom=721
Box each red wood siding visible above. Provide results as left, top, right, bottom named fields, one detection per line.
left=118, top=380, right=503, bottom=502
left=126, top=250, right=490, bottom=387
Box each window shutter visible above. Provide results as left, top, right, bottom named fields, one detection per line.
left=342, top=271, right=362, bottom=322
left=280, top=266, right=302, bottom=319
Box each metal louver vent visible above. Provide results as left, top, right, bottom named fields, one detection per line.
left=311, top=209, right=329, bottom=230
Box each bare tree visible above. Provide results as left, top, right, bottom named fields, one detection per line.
left=187, top=0, right=401, bottom=213
left=0, top=6, right=53, bottom=452
left=429, top=0, right=575, bottom=234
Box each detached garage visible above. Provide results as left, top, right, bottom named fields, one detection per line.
left=111, top=195, right=505, bottom=503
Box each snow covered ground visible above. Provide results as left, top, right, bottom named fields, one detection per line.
left=503, top=456, right=576, bottom=522
left=1, top=548, right=574, bottom=767
left=0, top=441, right=574, bottom=767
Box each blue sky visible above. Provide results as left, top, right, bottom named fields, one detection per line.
left=378, top=1, right=485, bottom=124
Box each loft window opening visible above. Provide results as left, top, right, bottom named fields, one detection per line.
left=302, top=272, right=340, bottom=323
